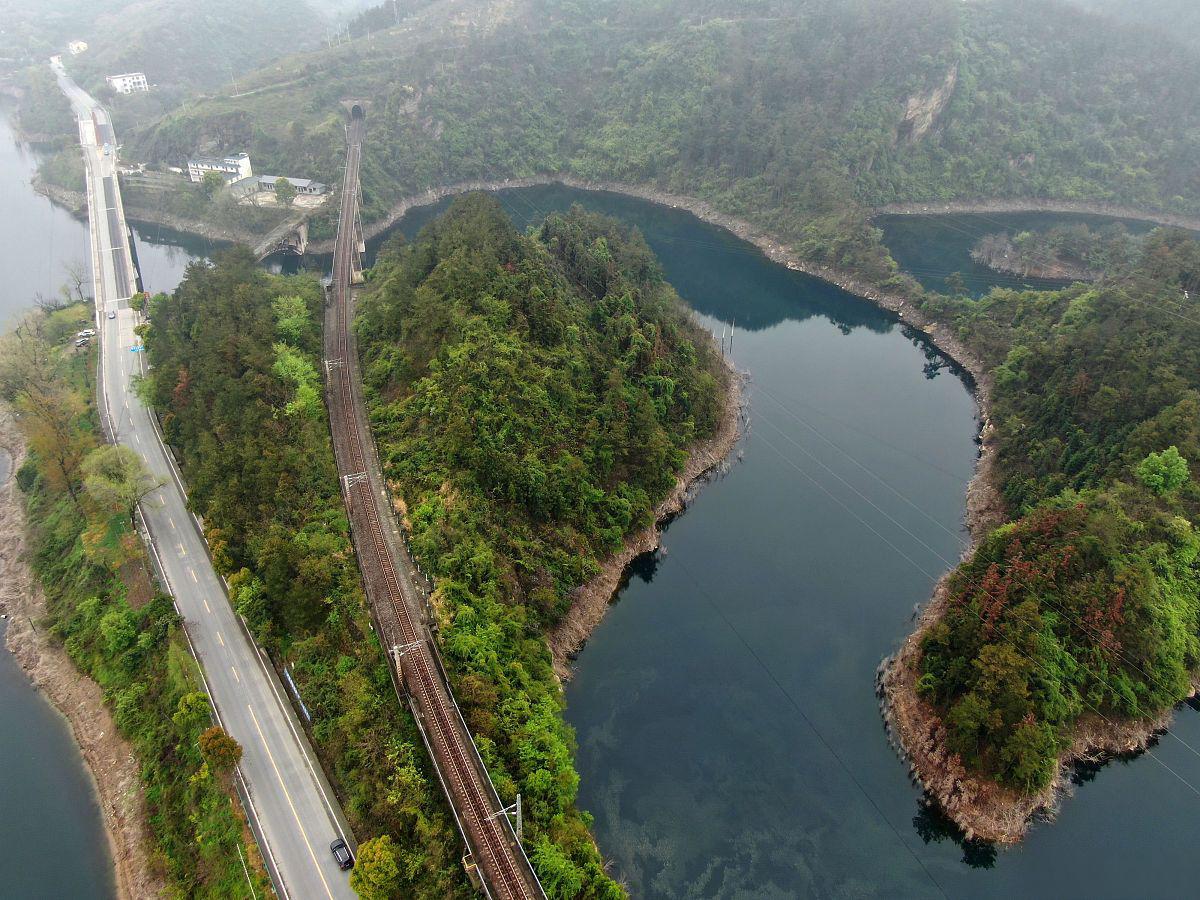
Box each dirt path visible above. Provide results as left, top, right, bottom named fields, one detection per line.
left=0, top=405, right=166, bottom=899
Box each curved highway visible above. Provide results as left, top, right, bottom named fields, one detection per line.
left=51, top=57, right=357, bottom=900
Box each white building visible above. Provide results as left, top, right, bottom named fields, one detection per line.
left=68, top=40, right=88, bottom=55
left=106, top=72, right=149, bottom=94
left=259, top=175, right=328, bottom=196
left=187, top=152, right=253, bottom=184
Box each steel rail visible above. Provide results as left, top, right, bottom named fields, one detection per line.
left=326, top=118, right=542, bottom=900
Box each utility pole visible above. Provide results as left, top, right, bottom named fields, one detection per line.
left=489, top=794, right=524, bottom=844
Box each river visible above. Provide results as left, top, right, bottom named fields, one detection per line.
left=5, top=123, right=1199, bottom=895
left=0, top=105, right=209, bottom=898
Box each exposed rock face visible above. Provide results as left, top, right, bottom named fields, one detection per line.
left=897, top=63, right=959, bottom=145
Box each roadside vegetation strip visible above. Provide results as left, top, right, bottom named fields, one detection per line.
left=0, top=302, right=273, bottom=898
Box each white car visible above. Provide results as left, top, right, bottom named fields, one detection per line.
left=77, top=329, right=96, bottom=338
left=107, top=310, right=117, bottom=320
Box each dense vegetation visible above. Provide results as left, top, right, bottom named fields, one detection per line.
left=970, top=223, right=1142, bottom=280
left=0, top=303, right=270, bottom=897
left=356, top=195, right=725, bottom=896
left=143, top=250, right=474, bottom=897
left=125, top=0, right=1200, bottom=253
left=914, top=230, right=1200, bottom=792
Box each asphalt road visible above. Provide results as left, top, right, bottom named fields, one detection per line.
left=51, top=58, right=357, bottom=900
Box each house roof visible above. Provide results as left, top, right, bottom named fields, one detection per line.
left=259, top=175, right=326, bottom=191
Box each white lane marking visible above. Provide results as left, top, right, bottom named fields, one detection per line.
left=248, top=705, right=336, bottom=900
left=231, top=666, right=240, bottom=683
left=202, top=596, right=211, bottom=613
left=169, top=517, right=176, bottom=531
left=189, top=567, right=198, bottom=583
left=217, top=631, right=225, bottom=647
left=177, top=543, right=186, bottom=557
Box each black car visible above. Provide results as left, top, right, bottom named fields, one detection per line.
left=330, top=838, right=353, bottom=870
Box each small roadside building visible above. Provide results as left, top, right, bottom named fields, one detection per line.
left=259, top=175, right=328, bottom=196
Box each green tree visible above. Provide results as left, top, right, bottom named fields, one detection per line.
left=172, top=691, right=212, bottom=732
left=198, top=726, right=243, bottom=771
left=81, top=444, right=165, bottom=527
left=1135, top=446, right=1190, bottom=495
left=201, top=170, right=225, bottom=200
left=274, top=176, right=297, bottom=207
left=349, top=835, right=401, bottom=900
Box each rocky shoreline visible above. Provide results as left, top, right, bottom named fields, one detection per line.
left=44, top=167, right=1192, bottom=840
left=874, top=198, right=1200, bottom=232
left=0, top=405, right=165, bottom=899
left=547, top=354, right=748, bottom=681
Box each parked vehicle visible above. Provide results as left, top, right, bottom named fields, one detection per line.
left=75, top=337, right=90, bottom=347
left=329, top=838, right=353, bottom=870
left=77, top=329, right=96, bottom=338
left=107, top=310, right=117, bottom=319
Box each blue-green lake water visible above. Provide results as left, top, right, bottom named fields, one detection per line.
left=385, top=186, right=1200, bottom=899
left=7, top=145, right=1199, bottom=898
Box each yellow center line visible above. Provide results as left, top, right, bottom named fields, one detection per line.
left=248, top=705, right=335, bottom=900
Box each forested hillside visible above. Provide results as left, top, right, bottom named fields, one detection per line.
left=355, top=195, right=725, bottom=897
left=143, top=253, right=475, bottom=897
left=125, top=0, right=1200, bottom=251
left=908, top=230, right=1200, bottom=796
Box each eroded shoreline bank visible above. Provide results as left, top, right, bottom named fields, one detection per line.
left=874, top=198, right=1200, bottom=232
left=46, top=170, right=1192, bottom=841
left=0, top=406, right=164, bottom=899
left=547, top=357, right=748, bottom=681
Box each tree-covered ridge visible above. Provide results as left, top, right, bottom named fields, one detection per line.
left=356, top=195, right=724, bottom=897
left=938, top=230, right=1200, bottom=513
left=127, top=0, right=1200, bottom=249
left=143, top=251, right=475, bottom=897
left=914, top=231, right=1200, bottom=793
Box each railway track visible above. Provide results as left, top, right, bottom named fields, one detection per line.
left=326, top=116, right=544, bottom=900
